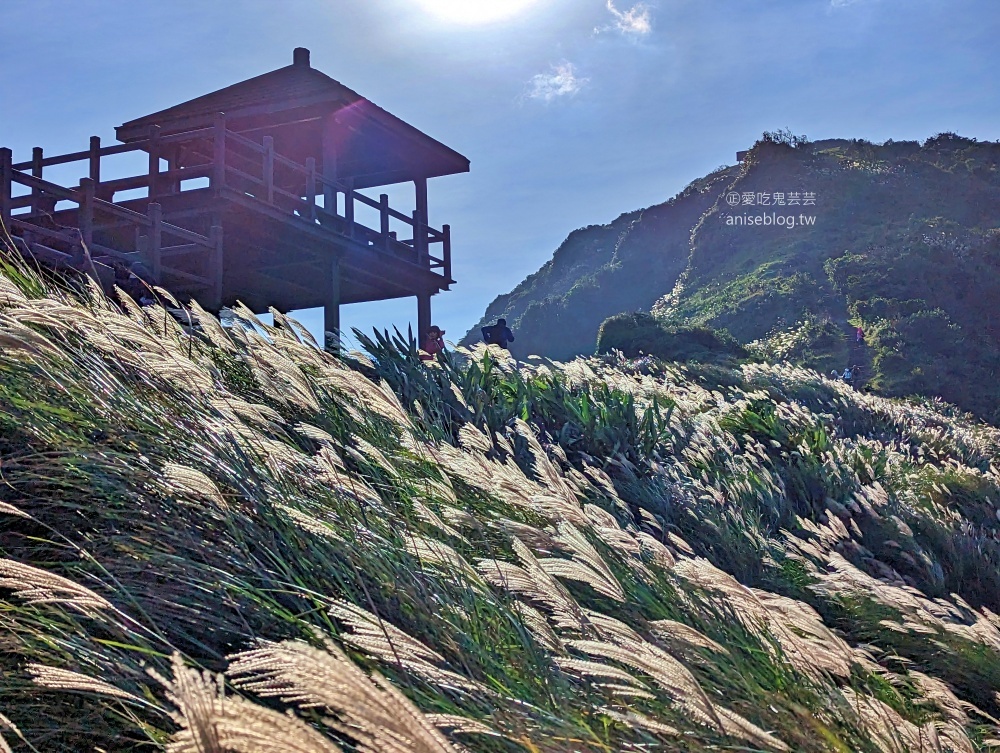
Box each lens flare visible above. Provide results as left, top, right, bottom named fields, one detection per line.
left=412, top=0, right=539, bottom=25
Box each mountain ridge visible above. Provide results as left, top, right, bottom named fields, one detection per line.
left=466, top=133, right=1000, bottom=422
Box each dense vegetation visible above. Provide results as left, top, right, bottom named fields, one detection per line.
left=468, top=133, right=1000, bottom=422
left=4, top=250, right=1000, bottom=751
left=595, top=312, right=748, bottom=365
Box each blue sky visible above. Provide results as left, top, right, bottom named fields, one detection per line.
left=2, top=0, right=998, bottom=346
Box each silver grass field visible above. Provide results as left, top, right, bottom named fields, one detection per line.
left=1, top=247, right=1000, bottom=751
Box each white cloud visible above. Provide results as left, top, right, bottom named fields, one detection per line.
left=525, top=62, right=588, bottom=102
left=602, top=0, right=652, bottom=36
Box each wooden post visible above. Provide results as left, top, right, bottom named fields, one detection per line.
left=147, top=125, right=161, bottom=198
left=209, top=223, right=224, bottom=310
left=262, top=135, right=274, bottom=205
left=442, top=224, right=452, bottom=281
left=344, top=187, right=354, bottom=238
left=89, top=136, right=101, bottom=183
left=412, top=210, right=425, bottom=264
left=320, top=115, right=338, bottom=217
left=31, top=147, right=43, bottom=216
left=379, top=193, right=390, bottom=248
left=414, top=176, right=429, bottom=266
left=148, top=202, right=162, bottom=284
left=305, top=157, right=317, bottom=222
left=79, top=177, right=95, bottom=249
left=324, top=256, right=341, bottom=353
left=213, top=113, right=227, bottom=194
left=0, top=148, right=12, bottom=231
left=417, top=292, right=431, bottom=344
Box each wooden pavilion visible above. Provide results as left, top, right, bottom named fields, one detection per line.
left=0, top=48, right=469, bottom=349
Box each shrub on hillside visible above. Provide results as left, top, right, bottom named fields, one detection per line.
left=596, top=312, right=747, bottom=363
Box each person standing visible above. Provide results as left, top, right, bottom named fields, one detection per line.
left=481, top=318, right=515, bottom=350
left=856, top=325, right=865, bottom=344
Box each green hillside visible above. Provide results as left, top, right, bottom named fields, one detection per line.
left=464, top=165, right=735, bottom=361
left=469, top=133, right=1000, bottom=422
left=4, top=250, right=1000, bottom=751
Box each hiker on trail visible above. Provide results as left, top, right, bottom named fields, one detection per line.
left=110, top=258, right=157, bottom=305
left=482, top=318, right=515, bottom=350
left=842, top=367, right=853, bottom=386
left=420, top=325, right=446, bottom=362
left=856, top=326, right=865, bottom=344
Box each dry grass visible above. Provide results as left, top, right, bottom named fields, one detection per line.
left=1, top=248, right=999, bottom=751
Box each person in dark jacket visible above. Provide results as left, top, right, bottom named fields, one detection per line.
left=482, top=318, right=515, bottom=350
left=110, top=258, right=156, bottom=305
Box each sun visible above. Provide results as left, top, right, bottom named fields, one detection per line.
left=412, top=0, right=539, bottom=25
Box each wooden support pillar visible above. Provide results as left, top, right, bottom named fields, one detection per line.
left=79, top=177, right=95, bottom=249
left=417, top=291, right=431, bottom=344
left=414, top=176, right=428, bottom=265
left=147, top=202, right=162, bottom=284
left=89, top=136, right=112, bottom=200
left=31, top=147, right=43, bottom=215
left=0, top=147, right=12, bottom=231
left=89, top=137, right=101, bottom=183
left=344, top=185, right=354, bottom=238
left=209, top=223, right=224, bottom=310
left=324, top=256, right=341, bottom=353
left=305, top=157, right=317, bottom=222
left=147, top=125, right=161, bottom=198
left=321, top=115, right=338, bottom=216
left=379, top=193, right=390, bottom=248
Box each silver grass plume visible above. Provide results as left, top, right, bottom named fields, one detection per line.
left=478, top=538, right=586, bottom=632
left=0, top=558, right=113, bottom=615
left=598, top=708, right=678, bottom=738
left=329, top=601, right=488, bottom=694
left=152, top=653, right=342, bottom=753
left=162, top=463, right=229, bottom=510
left=28, top=664, right=149, bottom=707
left=227, top=638, right=463, bottom=752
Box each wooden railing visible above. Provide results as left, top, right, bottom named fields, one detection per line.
left=2, top=116, right=452, bottom=281
left=0, top=149, right=222, bottom=299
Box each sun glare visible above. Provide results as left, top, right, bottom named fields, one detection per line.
left=412, top=0, right=539, bottom=25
